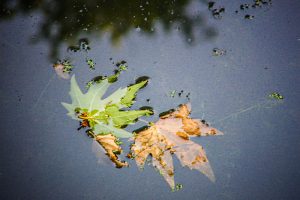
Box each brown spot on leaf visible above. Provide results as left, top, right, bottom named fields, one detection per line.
left=176, top=131, right=190, bottom=140
left=182, top=118, right=201, bottom=135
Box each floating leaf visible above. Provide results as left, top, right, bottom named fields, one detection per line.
left=93, top=120, right=134, bottom=138
left=86, top=58, right=96, bottom=70
left=62, top=74, right=151, bottom=138
left=131, top=104, right=223, bottom=189
left=104, top=105, right=152, bottom=128
left=61, top=75, right=110, bottom=119
left=62, top=71, right=152, bottom=168
left=132, top=125, right=175, bottom=187
left=95, top=134, right=128, bottom=168
left=121, top=81, right=148, bottom=107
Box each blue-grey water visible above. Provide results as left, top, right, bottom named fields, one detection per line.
left=1, top=0, right=300, bottom=199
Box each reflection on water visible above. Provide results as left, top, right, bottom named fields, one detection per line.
left=0, top=0, right=216, bottom=59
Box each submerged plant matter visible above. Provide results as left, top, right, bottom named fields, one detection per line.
left=131, top=104, right=223, bottom=189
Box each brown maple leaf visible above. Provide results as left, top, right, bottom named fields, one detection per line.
left=95, top=134, right=128, bottom=168
left=131, top=104, right=223, bottom=189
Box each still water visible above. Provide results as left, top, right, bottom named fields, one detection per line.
left=1, top=0, right=300, bottom=199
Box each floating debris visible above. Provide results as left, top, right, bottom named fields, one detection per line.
left=240, top=4, right=250, bottom=10
left=60, top=60, right=74, bottom=73
left=116, top=60, right=128, bottom=71
left=174, top=183, right=183, bottom=191
left=252, top=0, right=272, bottom=8
left=85, top=61, right=129, bottom=88
left=208, top=1, right=225, bottom=19
left=208, top=1, right=215, bottom=10
left=67, top=46, right=80, bottom=52
left=236, top=0, right=272, bottom=19
left=269, top=92, right=284, bottom=100
left=186, top=92, right=191, bottom=101
left=212, top=7, right=225, bottom=19
left=53, top=59, right=75, bottom=79
left=168, top=90, right=191, bottom=100
left=212, top=48, right=226, bottom=56
left=244, top=14, right=254, bottom=20
left=86, top=58, right=96, bottom=70
left=178, top=90, right=184, bottom=97
left=169, top=90, right=176, bottom=98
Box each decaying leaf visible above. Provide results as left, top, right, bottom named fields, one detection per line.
left=131, top=125, right=175, bottom=187
left=95, top=134, right=128, bottom=168
left=91, top=140, right=112, bottom=165
left=131, top=104, right=223, bottom=189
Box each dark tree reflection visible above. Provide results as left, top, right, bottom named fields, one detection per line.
left=0, top=0, right=217, bottom=59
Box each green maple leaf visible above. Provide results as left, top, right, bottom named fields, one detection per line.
left=103, top=105, right=152, bottom=128
left=62, top=75, right=151, bottom=138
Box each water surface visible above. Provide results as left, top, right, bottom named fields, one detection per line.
left=1, top=0, right=300, bottom=199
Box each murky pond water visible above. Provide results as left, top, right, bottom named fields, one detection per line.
left=1, top=0, right=300, bottom=199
